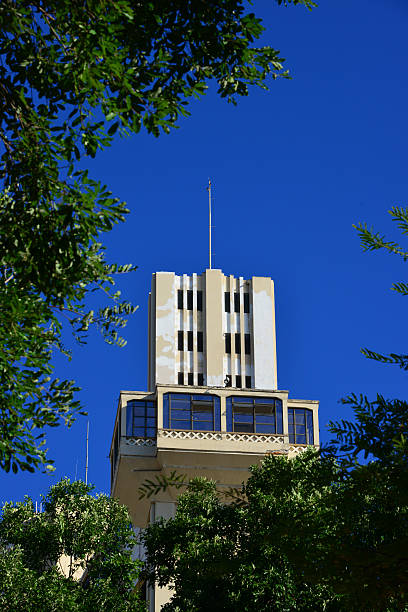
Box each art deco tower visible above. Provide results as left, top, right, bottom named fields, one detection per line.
left=110, top=268, right=319, bottom=611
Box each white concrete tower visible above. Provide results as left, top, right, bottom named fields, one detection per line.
left=110, top=267, right=319, bottom=612
left=148, top=269, right=277, bottom=392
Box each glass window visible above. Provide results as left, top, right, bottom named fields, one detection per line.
left=187, top=290, right=193, bottom=310
left=225, top=374, right=232, bottom=387
left=225, top=333, right=231, bottom=354
left=188, top=372, right=194, bottom=385
left=126, top=400, right=156, bottom=438
left=178, top=330, right=183, bottom=351
left=235, top=375, right=242, bottom=388
left=225, top=292, right=230, bottom=313
left=187, top=331, right=193, bottom=351
left=228, top=396, right=283, bottom=434
left=235, top=333, right=241, bottom=354
left=197, top=373, right=204, bottom=386
left=234, top=292, right=240, bottom=312
left=245, top=376, right=252, bottom=388
left=177, top=290, right=183, bottom=309
left=244, top=334, right=251, bottom=355
left=197, top=331, right=203, bottom=352
left=166, top=393, right=220, bottom=431
left=244, top=293, right=250, bottom=313
left=288, top=408, right=314, bottom=444
left=197, top=291, right=203, bottom=311
left=178, top=372, right=184, bottom=385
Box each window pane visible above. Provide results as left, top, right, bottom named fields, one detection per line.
left=225, top=333, right=231, bottom=354
left=178, top=372, right=184, bottom=385
left=256, top=423, right=276, bottom=434
left=197, top=373, right=204, bottom=386
left=171, top=409, right=190, bottom=420
left=256, top=413, right=276, bottom=424
left=295, top=411, right=306, bottom=425
left=306, top=410, right=314, bottom=444
left=170, top=396, right=190, bottom=409
left=132, top=426, right=146, bottom=437
left=146, top=418, right=156, bottom=428
left=225, top=292, right=230, bottom=312
left=244, top=334, right=251, bottom=355
left=131, top=400, right=146, bottom=417
left=172, top=420, right=190, bottom=430
left=187, top=290, right=193, bottom=310
left=197, top=331, right=203, bottom=352
left=255, top=405, right=274, bottom=416
left=288, top=409, right=294, bottom=425
left=235, top=333, right=241, bottom=354
left=193, top=394, right=213, bottom=402
left=296, top=433, right=307, bottom=444
left=188, top=372, right=194, bottom=385
left=234, top=413, right=253, bottom=424
left=245, top=376, right=251, bottom=388
left=235, top=422, right=253, bottom=433
left=177, top=290, right=183, bottom=309
left=194, top=421, right=213, bottom=431
left=197, top=291, right=203, bottom=311
left=244, top=293, right=250, bottom=313
left=146, top=428, right=156, bottom=438
left=234, top=292, right=240, bottom=312
left=178, top=331, right=184, bottom=351
left=235, top=375, right=242, bottom=387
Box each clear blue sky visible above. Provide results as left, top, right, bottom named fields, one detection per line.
left=2, top=0, right=408, bottom=504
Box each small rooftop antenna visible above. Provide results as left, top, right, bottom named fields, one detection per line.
left=207, top=178, right=212, bottom=269
left=85, top=420, right=89, bottom=485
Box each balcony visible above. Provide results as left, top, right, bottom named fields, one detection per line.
left=110, top=387, right=319, bottom=493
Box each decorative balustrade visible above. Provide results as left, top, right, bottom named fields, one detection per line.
left=157, top=429, right=286, bottom=447
left=158, top=429, right=223, bottom=441
left=124, top=437, right=156, bottom=447
left=123, top=432, right=312, bottom=453
left=224, top=432, right=285, bottom=445
left=288, top=444, right=307, bottom=456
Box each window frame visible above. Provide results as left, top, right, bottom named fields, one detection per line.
left=288, top=408, right=314, bottom=445
left=126, top=399, right=156, bottom=438
left=166, top=393, right=220, bottom=431
left=228, top=396, right=283, bottom=435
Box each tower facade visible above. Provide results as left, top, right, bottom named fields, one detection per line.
left=148, top=269, right=277, bottom=391
left=110, top=269, right=319, bottom=611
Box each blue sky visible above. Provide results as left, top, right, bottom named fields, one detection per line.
left=2, top=0, right=408, bottom=503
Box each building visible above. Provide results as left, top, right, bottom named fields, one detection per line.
left=110, top=268, right=319, bottom=610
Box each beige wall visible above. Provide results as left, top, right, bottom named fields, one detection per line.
left=205, top=269, right=224, bottom=386
left=252, top=277, right=277, bottom=389
left=148, top=269, right=278, bottom=391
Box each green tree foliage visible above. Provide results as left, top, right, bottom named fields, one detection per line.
left=0, top=479, right=144, bottom=612
left=142, top=452, right=344, bottom=612
left=0, top=0, right=314, bottom=473
left=143, top=448, right=408, bottom=611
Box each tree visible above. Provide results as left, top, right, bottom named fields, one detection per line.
left=0, top=479, right=144, bottom=612
left=0, top=0, right=315, bottom=473
left=142, top=451, right=345, bottom=612
left=142, top=446, right=408, bottom=611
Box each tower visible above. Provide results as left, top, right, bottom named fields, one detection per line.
left=110, top=268, right=319, bottom=610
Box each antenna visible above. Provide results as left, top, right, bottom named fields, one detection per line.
left=207, top=178, right=212, bottom=269
left=85, top=420, right=89, bottom=485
